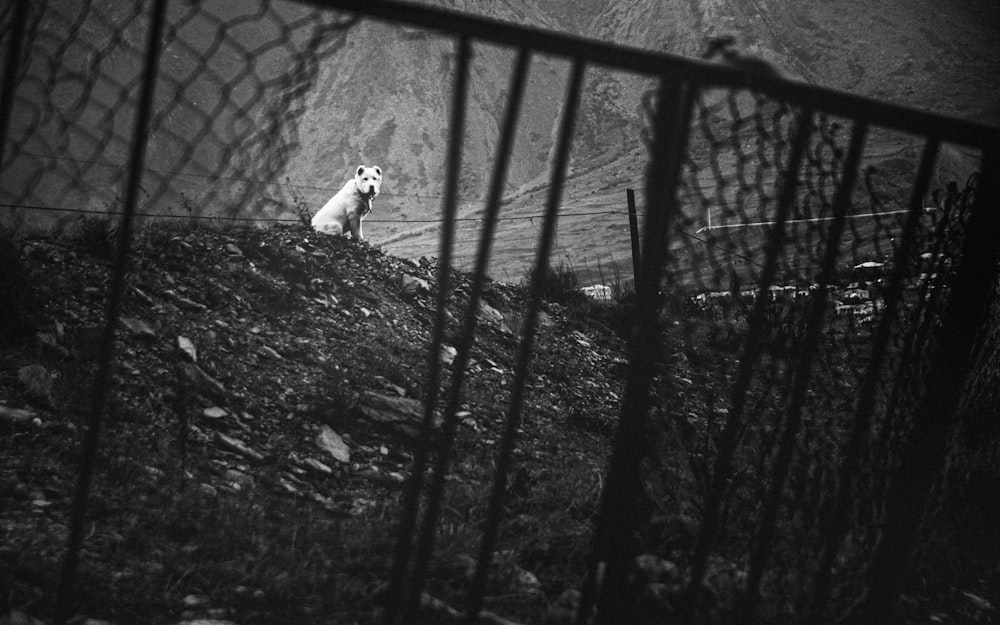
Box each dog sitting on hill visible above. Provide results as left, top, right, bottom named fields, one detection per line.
left=311, top=165, right=382, bottom=241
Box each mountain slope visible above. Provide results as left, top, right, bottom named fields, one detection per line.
left=4, top=0, right=996, bottom=282
left=374, top=0, right=998, bottom=281
left=0, top=221, right=628, bottom=623
left=588, top=0, right=1000, bottom=122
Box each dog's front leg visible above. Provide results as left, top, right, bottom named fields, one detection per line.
left=348, top=217, right=363, bottom=241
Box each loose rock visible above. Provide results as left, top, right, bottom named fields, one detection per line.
left=215, top=432, right=264, bottom=461
left=17, top=365, right=54, bottom=404
left=440, top=344, right=457, bottom=366
left=258, top=345, right=282, bottom=360
left=164, top=290, right=208, bottom=312
left=120, top=317, right=157, bottom=339
left=316, top=425, right=350, bottom=463
left=176, top=362, right=227, bottom=404
left=0, top=404, right=40, bottom=425
left=356, top=392, right=438, bottom=440
left=397, top=273, right=430, bottom=300
left=177, top=336, right=197, bottom=362
left=202, top=406, right=228, bottom=420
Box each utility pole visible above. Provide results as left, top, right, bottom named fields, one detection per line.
left=626, top=188, right=641, bottom=297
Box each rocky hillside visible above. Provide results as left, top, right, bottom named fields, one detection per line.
left=0, top=221, right=634, bottom=624
left=3, top=219, right=997, bottom=624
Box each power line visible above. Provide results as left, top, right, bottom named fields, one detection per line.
left=0, top=201, right=799, bottom=271
left=2, top=148, right=317, bottom=191
left=3, top=148, right=648, bottom=200
left=3, top=148, right=536, bottom=200
left=0, top=202, right=299, bottom=222
left=1, top=201, right=631, bottom=223
left=670, top=224, right=766, bottom=270
left=4, top=174, right=882, bottom=275
left=695, top=209, right=909, bottom=232
left=402, top=225, right=766, bottom=271
left=368, top=209, right=631, bottom=223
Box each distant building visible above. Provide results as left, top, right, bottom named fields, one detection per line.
left=581, top=284, right=614, bottom=300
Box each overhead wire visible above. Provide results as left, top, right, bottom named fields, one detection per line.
left=6, top=148, right=889, bottom=273
left=4, top=147, right=643, bottom=199
left=1, top=200, right=632, bottom=223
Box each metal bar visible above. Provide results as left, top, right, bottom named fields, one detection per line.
left=808, top=136, right=940, bottom=621
left=382, top=34, right=471, bottom=625
left=306, top=0, right=1000, bottom=150
left=464, top=58, right=586, bottom=625
left=843, top=147, right=1000, bottom=624
left=741, top=119, right=869, bottom=617
left=870, top=197, right=954, bottom=475
left=403, top=46, right=532, bottom=622
left=53, top=0, right=170, bottom=622
left=684, top=105, right=814, bottom=620
left=0, top=0, right=30, bottom=175
left=626, top=188, right=641, bottom=297
left=578, top=78, right=696, bottom=625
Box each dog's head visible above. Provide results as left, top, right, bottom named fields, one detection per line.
left=355, top=165, right=382, bottom=200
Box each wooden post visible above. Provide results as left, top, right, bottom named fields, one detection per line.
left=626, top=188, right=641, bottom=296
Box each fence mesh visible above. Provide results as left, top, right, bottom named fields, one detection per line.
left=1, top=0, right=356, bottom=232
left=2, top=1, right=998, bottom=624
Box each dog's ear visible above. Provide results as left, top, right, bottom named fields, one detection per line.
left=374, top=166, right=382, bottom=177
left=356, top=166, right=365, bottom=177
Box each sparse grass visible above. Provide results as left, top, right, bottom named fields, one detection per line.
left=64, top=215, right=119, bottom=259
left=0, top=228, right=39, bottom=347
left=289, top=177, right=314, bottom=227
left=525, top=261, right=587, bottom=307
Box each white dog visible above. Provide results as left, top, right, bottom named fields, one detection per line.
left=311, top=165, right=382, bottom=240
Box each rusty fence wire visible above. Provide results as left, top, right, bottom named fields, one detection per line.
left=2, top=0, right=999, bottom=624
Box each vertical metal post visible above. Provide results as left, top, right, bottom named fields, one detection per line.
left=684, top=106, right=814, bottom=619
left=843, top=147, right=1000, bottom=623
left=742, top=119, right=868, bottom=617
left=626, top=187, right=641, bottom=296
left=808, top=136, right=940, bottom=621
left=403, top=46, right=532, bottom=623
left=383, top=34, right=471, bottom=625
left=54, top=0, right=170, bottom=622
left=464, top=58, right=586, bottom=625
left=579, top=77, right=696, bottom=625
left=0, top=0, right=30, bottom=180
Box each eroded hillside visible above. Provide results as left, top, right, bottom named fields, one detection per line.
left=0, top=222, right=632, bottom=624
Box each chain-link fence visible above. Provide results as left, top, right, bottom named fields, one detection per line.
left=1, top=0, right=357, bottom=233
left=2, top=0, right=999, bottom=624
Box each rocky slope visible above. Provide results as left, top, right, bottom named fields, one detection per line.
left=0, top=222, right=633, bottom=624
left=2, top=220, right=997, bottom=623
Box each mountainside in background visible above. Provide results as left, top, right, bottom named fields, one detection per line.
left=290, top=0, right=998, bottom=203
left=590, top=0, right=1000, bottom=121
left=4, top=0, right=997, bottom=281
left=287, top=4, right=566, bottom=201
left=368, top=0, right=999, bottom=281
